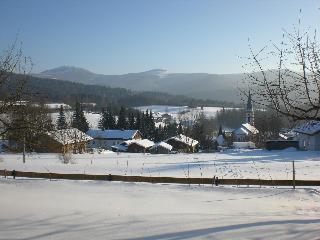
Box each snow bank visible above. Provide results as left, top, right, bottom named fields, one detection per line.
left=233, top=141, right=256, bottom=149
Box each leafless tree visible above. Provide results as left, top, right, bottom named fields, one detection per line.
left=6, top=103, right=53, bottom=152
left=0, top=39, right=33, bottom=136
left=242, top=17, right=320, bottom=122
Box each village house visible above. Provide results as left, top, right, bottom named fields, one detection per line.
left=165, top=134, right=199, bottom=153
left=87, top=129, right=142, bottom=150
left=111, top=139, right=154, bottom=153
left=126, top=139, right=155, bottom=153
left=149, top=141, right=173, bottom=154
left=293, top=121, right=320, bottom=151
left=233, top=123, right=259, bottom=142
left=41, top=128, right=93, bottom=153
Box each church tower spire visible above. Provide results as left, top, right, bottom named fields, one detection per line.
left=245, top=91, right=254, bottom=125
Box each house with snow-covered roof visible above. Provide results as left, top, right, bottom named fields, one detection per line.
left=165, top=134, right=199, bottom=153
left=293, top=121, right=320, bottom=151
left=41, top=128, right=93, bottom=153
left=111, top=139, right=154, bottom=153
left=149, top=141, right=173, bottom=154
left=87, top=129, right=142, bottom=150
left=126, top=139, right=154, bottom=153
left=233, top=123, right=259, bottom=142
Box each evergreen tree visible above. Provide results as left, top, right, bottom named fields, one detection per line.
left=117, top=106, right=127, bottom=129
left=72, top=102, right=89, bottom=132
left=56, top=105, right=68, bottom=130
left=128, top=113, right=135, bottom=129
left=107, top=108, right=116, bottom=129
left=147, top=111, right=156, bottom=140
left=178, top=122, right=183, bottom=134
left=98, top=108, right=107, bottom=130
left=167, top=121, right=178, bottom=138
left=135, top=111, right=141, bottom=130
left=154, top=126, right=161, bottom=142
left=143, top=110, right=149, bottom=137
left=141, top=110, right=156, bottom=139
left=140, top=111, right=146, bottom=136
left=218, top=124, right=223, bottom=136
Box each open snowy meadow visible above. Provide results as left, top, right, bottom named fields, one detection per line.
left=1, top=149, right=320, bottom=239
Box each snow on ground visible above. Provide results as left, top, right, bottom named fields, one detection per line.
left=1, top=149, right=320, bottom=180
left=1, top=150, right=320, bottom=239
left=135, top=105, right=236, bottom=120
left=49, top=105, right=234, bottom=130
left=0, top=178, right=319, bottom=239
left=45, top=103, right=71, bottom=109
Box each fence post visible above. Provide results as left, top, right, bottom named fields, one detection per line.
left=12, top=170, right=16, bottom=179
left=292, top=161, right=295, bottom=190
left=23, top=136, right=26, bottom=164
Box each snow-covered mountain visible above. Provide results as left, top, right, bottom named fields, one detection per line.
left=39, top=66, right=97, bottom=82
left=36, top=66, right=244, bottom=102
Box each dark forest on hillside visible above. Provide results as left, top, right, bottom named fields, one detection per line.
left=3, top=74, right=239, bottom=109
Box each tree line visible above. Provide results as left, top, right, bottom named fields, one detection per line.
left=58, top=103, right=185, bottom=142
left=6, top=73, right=238, bottom=110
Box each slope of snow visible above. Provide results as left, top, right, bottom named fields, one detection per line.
left=0, top=178, right=319, bottom=240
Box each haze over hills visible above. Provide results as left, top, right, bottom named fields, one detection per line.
left=36, top=66, right=245, bottom=102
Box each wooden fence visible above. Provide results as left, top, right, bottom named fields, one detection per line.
left=1, top=169, right=320, bottom=187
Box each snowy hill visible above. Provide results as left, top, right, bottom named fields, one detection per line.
left=39, top=66, right=97, bottom=83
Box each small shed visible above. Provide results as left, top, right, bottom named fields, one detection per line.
left=165, top=134, right=199, bottom=153
left=265, top=140, right=299, bottom=150
left=293, top=121, right=320, bottom=151
left=149, top=142, right=173, bottom=154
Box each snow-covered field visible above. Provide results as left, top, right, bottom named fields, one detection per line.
left=50, top=105, right=232, bottom=131
left=1, top=149, right=320, bottom=180
left=1, top=149, right=320, bottom=239
left=135, top=105, right=235, bottom=120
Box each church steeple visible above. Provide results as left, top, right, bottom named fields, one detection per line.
left=245, top=91, right=254, bottom=125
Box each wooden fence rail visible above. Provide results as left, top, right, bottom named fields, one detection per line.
left=1, top=169, right=320, bottom=186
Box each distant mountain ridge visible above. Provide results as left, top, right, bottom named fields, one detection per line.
left=35, top=66, right=245, bottom=102
left=12, top=74, right=236, bottom=108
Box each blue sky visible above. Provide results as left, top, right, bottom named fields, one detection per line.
left=0, top=0, right=319, bottom=74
